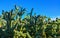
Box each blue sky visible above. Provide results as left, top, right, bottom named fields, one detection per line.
left=0, top=0, right=60, bottom=18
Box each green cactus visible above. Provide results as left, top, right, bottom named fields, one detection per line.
left=0, top=5, right=60, bottom=38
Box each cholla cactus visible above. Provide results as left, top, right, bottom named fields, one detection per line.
left=0, top=5, right=60, bottom=38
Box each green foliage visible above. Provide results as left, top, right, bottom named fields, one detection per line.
left=0, top=5, right=60, bottom=38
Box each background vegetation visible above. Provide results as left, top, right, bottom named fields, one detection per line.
left=0, top=5, right=60, bottom=38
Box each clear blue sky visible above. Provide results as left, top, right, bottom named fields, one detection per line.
left=0, top=0, right=60, bottom=18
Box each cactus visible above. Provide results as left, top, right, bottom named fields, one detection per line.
left=0, top=5, right=60, bottom=38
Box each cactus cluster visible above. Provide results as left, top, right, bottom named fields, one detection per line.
left=0, top=5, right=60, bottom=38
